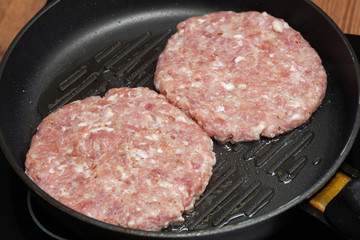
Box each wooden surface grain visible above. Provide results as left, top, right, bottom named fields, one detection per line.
left=0, top=0, right=359, bottom=62
left=312, top=0, right=360, bottom=35
left=0, top=0, right=46, bottom=61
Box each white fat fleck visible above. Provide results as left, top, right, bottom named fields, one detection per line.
left=78, top=122, right=87, bottom=127
left=237, top=84, right=247, bottom=89
left=197, top=19, right=205, bottom=23
left=89, top=126, right=114, bottom=133
left=49, top=168, right=54, bottom=174
left=104, top=108, right=114, bottom=119
left=212, top=61, right=225, bottom=67
left=261, top=95, right=270, bottom=100
left=61, top=126, right=67, bottom=132
left=145, top=134, right=159, bottom=141
left=64, top=147, right=73, bottom=155
left=269, top=53, right=274, bottom=58
left=59, top=187, right=69, bottom=197
left=75, top=164, right=84, bottom=173
left=57, top=165, right=67, bottom=171
left=291, top=113, right=302, bottom=121
left=128, top=219, right=136, bottom=227
left=145, top=179, right=153, bottom=187
left=176, top=116, right=188, bottom=123
left=151, top=196, right=159, bottom=202
left=288, top=100, right=301, bottom=108
left=149, top=159, right=156, bottom=165
left=290, top=65, right=296, bottom=71
left=157, top=148, right=163, bottom=153
left=93, top=142, right=100, bottom=151
left=290, top=71, right=302, bottom=81
left=178, top=185, right=186, bottom=192
left=221, top=82, right=235, bottom=91
left=158, top=180, right=173, bottom=188
left=155, top=116, right=164, bottom=125
left=145, top=114, right=154, bottom=122
left=47, top=156, right=55, bottom=164
left=191, top=82, right=202, bottom=87
left=82, top=132, right=89, bottom=139
left=262, top=11, right=269, bottom=16
left=216, top=106, right=225, bottom=112
left=253, top=122, right=266, bottom=135
left=182, top=141, right=189, bottom=146
left=132, top=148, right=148, bottom=159
left=106, top=94, right=117, bottom=102
left=104, top=183, right=114, bottom=192
left=272, top=20, right=284, bottom=32
left=234, top=56, right=245, bottom=63
left=234, top=34, right=244, bottom=39
left=175, top=149, right=183, bottom=154
left=116, top=166, right=127, bottom=179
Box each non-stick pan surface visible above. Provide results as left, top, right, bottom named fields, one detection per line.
left=0, top=0, right=359, bottom=239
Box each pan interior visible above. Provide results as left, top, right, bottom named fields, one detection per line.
left=0, top=0, right=359, bottom=237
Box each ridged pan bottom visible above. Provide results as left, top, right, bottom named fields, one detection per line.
left=36, top=30, right=322, bottom=231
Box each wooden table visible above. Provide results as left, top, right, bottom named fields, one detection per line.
left=0, top=0, right=360, bottom=62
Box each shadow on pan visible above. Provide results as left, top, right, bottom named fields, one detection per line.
left=0, top=0, right=359, bottom=239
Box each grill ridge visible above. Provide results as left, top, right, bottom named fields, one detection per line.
left=276, top=156, right=308, bottom=184
left=254, top=129, right=300, bottom=167
left=48, top=72, right=100, bottom=112
left=105, top=32, right=151, bottom=70
left=59, top=66, right=88, bottom=91
left=42, top=30, right=172, bottom=115
left=194, top=166, right=236, bottom=207
left=266, top=130, right=314, bottom=176
left=211, top=181, right=261, bottom=226
left=121, top=51, right=161, bottom=88
left=94, top=40, right=122, bottom=63
left=187, top=171, right=244, bottom=230
left=114, top=29, right=172, bottom=78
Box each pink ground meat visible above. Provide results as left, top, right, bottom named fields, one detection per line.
left=154, top=11, right=327, bottom=143
left=25, top=87, right=216, bottom=231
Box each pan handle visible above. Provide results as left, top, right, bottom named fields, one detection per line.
left=309, top=171, right=360, bottom=240
left=325, top=178, right=360, bottom=240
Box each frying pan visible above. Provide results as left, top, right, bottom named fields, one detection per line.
left=0, top=0, right=359, bottom=239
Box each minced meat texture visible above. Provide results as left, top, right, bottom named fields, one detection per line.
left=25, top=87, right=216, bottom=231
left=154, top=11, right=327, bottom=143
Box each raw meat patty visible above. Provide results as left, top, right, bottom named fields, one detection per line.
left=154, top=11, right=327, bottom=143
left=25, top=87, right=216, bottom=231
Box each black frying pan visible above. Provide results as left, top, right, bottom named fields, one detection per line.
left=0, top=0, right=359, bottom=239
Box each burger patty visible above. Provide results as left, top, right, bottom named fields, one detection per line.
left=25, top=87, right=216, bottom=231
left=154, top=11, right=327, bottom=143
